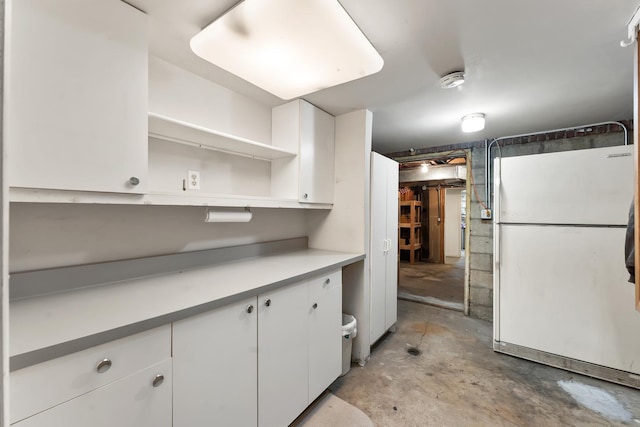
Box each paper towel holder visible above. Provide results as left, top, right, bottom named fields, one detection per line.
left=204, top=207, right=253, bottom=223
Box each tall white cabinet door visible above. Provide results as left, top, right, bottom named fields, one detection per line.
left=258, top=284, right=309, bottom=427
left=308, top=271, right=342, bottom=402
left=6, top=0, right=148, bottom=194
left=172, top=296, right=258, bottom=427
left=298, top=100, right=335, bottom=204
left=385, top=160, right=399, bottom=330
left=370, top=153, right=389, bottom=342
left=13, top=359, right=172, bottom=427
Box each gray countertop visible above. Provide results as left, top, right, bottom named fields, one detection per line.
left=10, top=246, right=364, bottom=370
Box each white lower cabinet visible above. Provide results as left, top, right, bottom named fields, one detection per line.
left=11, top=325, right=171, bottom=425
left=172, top=295, right=258, bottom=427
left=172, top=270, right=342, bottom=427
left=13, top=359, right=172, bottom=427
left=258, top=270, right=342, bottom=427
left=13, top=271, right=342, bottom=427
left=12, top=359, right=171, bottom=427
left=258, top=282, right=310, bottom=427
left=308, top=272, right=342, bottom=402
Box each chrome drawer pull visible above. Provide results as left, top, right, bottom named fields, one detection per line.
left=96, top=359, right=112, bottom=374
left=152, top=374, right=164, bottom=388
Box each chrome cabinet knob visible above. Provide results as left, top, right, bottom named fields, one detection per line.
left=325, top=278, right=331, bottom=285
left=96, top=358, right=112, bottom=374
left=152, top=374, right=164, bottom=388
left=313, top=303, right=318, bottom=309
left=129, top=176, right=140, bottom=186
left=264, top=298, right=271, bottom=307
left=303, top=193, right=308, bottom=199
left=246, top=304, right=254, bottom=314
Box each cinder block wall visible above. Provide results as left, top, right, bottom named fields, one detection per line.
left=467, top=146, right=493, bottom=320
left=388, top=122, right=632, bottom=321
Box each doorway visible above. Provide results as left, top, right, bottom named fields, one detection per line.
left=397, top=158, right=468, bottom=312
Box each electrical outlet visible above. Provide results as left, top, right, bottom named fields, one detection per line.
left=187, top=170, right=200, bottom=190
left=480, top=209, right=492, bottom=220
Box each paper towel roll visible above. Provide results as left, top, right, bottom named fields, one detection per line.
left=204, top=209, right=253, bottom=223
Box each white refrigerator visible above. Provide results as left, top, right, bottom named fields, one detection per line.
left=493, top=145, right=640, bottom=388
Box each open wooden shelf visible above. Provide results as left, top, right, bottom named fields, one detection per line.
left=399, top=199, right=422, bottom=264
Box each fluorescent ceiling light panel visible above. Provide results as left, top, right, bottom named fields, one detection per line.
left=190, top=0, right=384, bottom=100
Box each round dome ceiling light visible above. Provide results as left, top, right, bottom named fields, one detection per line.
left=461, top=113, right=485, bottom=133
left=439, top=71, right=465, bottom=89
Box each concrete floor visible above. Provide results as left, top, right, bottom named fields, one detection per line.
left=398, top=258, right=465, bottom=311
left=330, top=300, right=640, bottom=426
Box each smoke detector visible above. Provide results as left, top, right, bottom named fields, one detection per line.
left=439, top=71, right=465, bottom=89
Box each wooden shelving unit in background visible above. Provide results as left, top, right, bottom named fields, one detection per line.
left=399, top=200, right=422, bottom=264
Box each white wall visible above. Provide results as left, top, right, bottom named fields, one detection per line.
left=10, top=203, right=307, bottom=272
left=149, top=56, right=272, bottom=144
left=148, top=138, right=272, bottom=197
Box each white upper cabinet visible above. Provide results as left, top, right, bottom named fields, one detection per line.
left=6, top=0, right=148, bottom=194
left=271, top=100, right=335, bottom=204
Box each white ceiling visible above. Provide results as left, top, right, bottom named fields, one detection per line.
left=127, top=0, right=640, bottom=154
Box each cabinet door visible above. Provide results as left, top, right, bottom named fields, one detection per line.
left=13, top=359, right=172, bottom=427
left=370, top=152, right=389, bottom=342
left=385, top=159, right=399, bottom=330
left=308, top=271, right=342, bottom=402
left=258, top=283, right=309, bottom=427
left=173, top=296, right=257, bottom=427
left=7, top=0, right=148, bottom=194
left=298, top=100, right=335, bottom=204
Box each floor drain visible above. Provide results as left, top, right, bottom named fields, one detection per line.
left=407, top=347, right=421, bottom=356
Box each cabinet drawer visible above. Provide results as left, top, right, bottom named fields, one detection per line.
left=13, top=358, right=172, bottom=427
left=308, top=270, right=342, bottom=300
left=11, top=325, right=171, bottom=423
